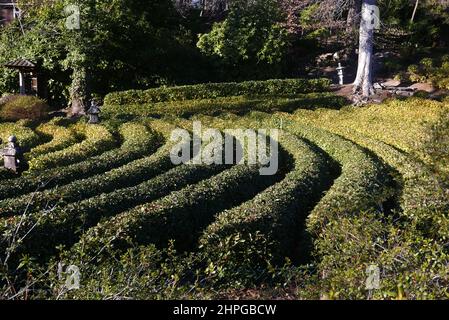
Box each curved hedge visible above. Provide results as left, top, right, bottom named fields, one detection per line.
left=0, top=121, right=40, bottom=150
left=200, top=132, right=334, bottom=275
left=0, top=139, right=177, bottom=216
left=0, top=164, right=229, bottom=260
left=27, top=122, right=116, bottom=171
left=27, top=118, right=78, bottom=159
left=279, top=119, right=396, bottom=233
left=73, top=160, right=287, bottom=260
left=0, top=123, right=161, bottom=201
left=303, top=125, right=449, bottom=238
left=104, top=78, right=332, bottom=105
left=103, top=93, right=346, bottom=119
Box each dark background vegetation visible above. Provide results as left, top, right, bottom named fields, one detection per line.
left=0, top=0, right=449, bottom=108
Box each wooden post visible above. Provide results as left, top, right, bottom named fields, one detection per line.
left=19, top=71, right=25, bottom=95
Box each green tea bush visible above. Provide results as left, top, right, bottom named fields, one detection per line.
left=0, top=121, right=40, bottom=149
left=27, top=118, right=78, bottom=158
left=0, top=140, right=177, bottom=216
left=27, top=122, right=116, bottom=171
left=74, top=162, right=285, bottom=260
left=103, top=93, right=346, bottom=119
left=200, top=132, right=334, bottom=283
left=0, top=122, right=161, bottom=201
left=407, top=57, right=449, bottom=89
left=281, top=120, right=396, bottom=233
left=0, top=164, right=228, bottom=260
left=103, top=78, right=332, bottom=106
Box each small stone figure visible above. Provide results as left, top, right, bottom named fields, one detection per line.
left=1, top=135, right=22, bottom=173
left=87, top=100, right=101, bottom=124
left=336, top=63, right=345, bottom=85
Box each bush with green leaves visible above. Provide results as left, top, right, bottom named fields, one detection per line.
left=72, top=160, right=286, bottom=261
left=279, top=120, right=396, bottom=234
left=407, top=56, right=449, bottom=89
left=0, top=95, right=49, bottom=121
left=197, top=0, right=289, bottom=78
left=103, top=93, right=345, bottom=119
left=0, top=122, right=161, bottom=201
left=27, top=118, right=78, bottom=159
left=27, top=122, right=116, bottom=171
left=0, top=138, right=179, bottom=216
left=0, top=120, right=40, bottom=150
left=200, top=132, right=334, bottom=284
left=103, top=78, right=332, bottom=106
left=0, top=164, right=229, bottom=261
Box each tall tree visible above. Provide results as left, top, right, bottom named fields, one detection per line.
left=353, top=0, right=377, bottom=97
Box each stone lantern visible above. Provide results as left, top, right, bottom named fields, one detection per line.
left=87, top=100, right=101, bottom=124
left=336, top=63, right=346, bottom=85
left=1, top=135, right=21, bottom=173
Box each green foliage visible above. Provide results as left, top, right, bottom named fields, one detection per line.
left=200, top=132, right=333, bottom=284
left=0, top=122, right=161, bottom=201
left=104, top=78, right=332, bottom=105
left=0, top=95, right=49, bottom=121
left=0, top=120, right=40, bottom=149
left=0, top=164, right=228, bottom=261
left=407, top=57, right=449, bottom=89
left=0, top=0, right=211, bottom=107
left=280, top=121, right=396, bottom=234
left=420, top=108, right=449, bottom=181
left=27, top=118, right=78, bottom=158
left=197, top=0, right=289, bottom=78
left=27, top=122, right=116, bottom=171
left=73, top=163, right=283, bottom=261
left=1, top=81, right=448, bottom=300
left=103, top=93, right=345, bottom=119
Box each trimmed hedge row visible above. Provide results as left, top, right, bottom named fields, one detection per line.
left=0, top=137, right=178, bottom=216
left=27, top=122, right=116, bottom=171
left=0, top=164, right=229, bottom=259
left=103, top=78, right=332, bottom=106
left=280, top=119, right=396, bottom=234
left=0, top=120, right=40, bottom=150
left=199, top=132, right=334, bottom=273
left=306, top=125, right=449, bottom=238
left=103, top=93, right=346, bottom=119
left=27, top=118, right=78, bottom=159
left=293, top=98, right=448, bottom=165
left=74, top=162, right=287, bottom=260
left=0, top=123, right=161, bottom=201
left=0, top=168, right=16, bottom=180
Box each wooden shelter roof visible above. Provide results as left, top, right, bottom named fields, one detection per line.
left=4, top=58, right=37, bottom=70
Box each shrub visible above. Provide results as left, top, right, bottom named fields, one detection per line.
left=0, top=164, right=228, bottom=260
left=27, top=122, right=116, bottom=171
left=279, top=119, right=396, bottom=233
left=0, top=95, right=49, bottom=121
left=0, top=122, right=162, bottom=201
left=27, top=118, right=78, bottom=159
left=0, top=121, right=41, bottom=150
left=73, top=159, right=286, bottom=261
left=103, top=93, right=346, bottom=119
left=200, top=132, right=334, bottom=284
left=291, top=103, right=449, bottom=219
left=103, top=78, right=332, bottom=106
left=0, top=128, right=180, bottom=216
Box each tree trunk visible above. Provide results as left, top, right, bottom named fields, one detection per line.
left=353, top=0, right=377, bottom=97
left=69, top=66, right=87, bottom=117
left=411, top=0, right=419, bottom=23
